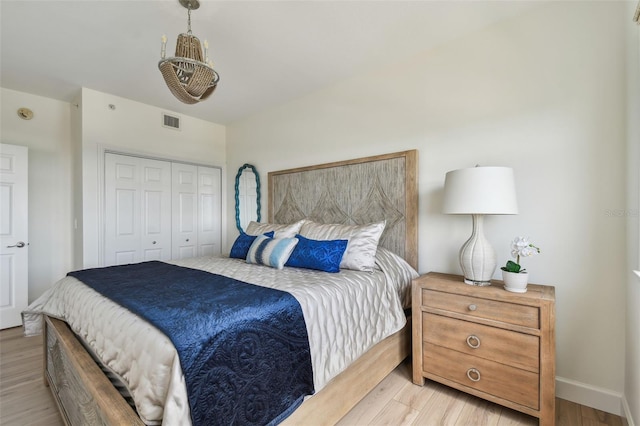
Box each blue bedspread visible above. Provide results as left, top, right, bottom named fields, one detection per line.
left=68, top=261, right=314, bottom=425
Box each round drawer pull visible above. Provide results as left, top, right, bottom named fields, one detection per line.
left=468, top=304, right=477, bottom=311
left=467, top=368, right=481, bottom=382
left=466, top=335, right=481, bottom=349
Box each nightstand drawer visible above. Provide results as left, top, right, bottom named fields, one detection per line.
left=422, top=313, right=539, bottom=373
left=421, top=289, right=539, bottom=329
left=423, top=343, right=539, bottom=410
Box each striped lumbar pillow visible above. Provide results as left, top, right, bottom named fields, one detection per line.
left=246, top=235, right=299, bottom=270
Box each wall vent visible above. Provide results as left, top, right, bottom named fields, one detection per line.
left=162, top=113, right=181, bottom=130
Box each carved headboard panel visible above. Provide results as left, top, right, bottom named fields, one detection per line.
left=268, top=150, right=418, bottom=270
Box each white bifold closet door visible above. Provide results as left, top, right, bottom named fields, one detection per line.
left=104, top=153, right=221, bottom=266
left=171, top=162, right=198, bottom=259
left=171, top=163, right=222, bottom=259
left=104, top=153, right=172, bottom=265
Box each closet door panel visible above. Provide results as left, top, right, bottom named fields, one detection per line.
left=105, top=154, right=142, bottom=266
left=115, top=251, right=136, bottom=265
left=142, top=190, right=163, bottom=261
left=116, top=189, right=136, bottom=236
left=172, top=163, right=198, bottom=259
left=141, top=159, right=172, bottom=262
left=105, top=154, right=172, bottom=266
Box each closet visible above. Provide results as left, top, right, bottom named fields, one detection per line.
left=104, top=153, right=221, bottom=266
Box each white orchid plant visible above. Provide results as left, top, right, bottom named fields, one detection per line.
left=501, top=236, right=541, bottom=274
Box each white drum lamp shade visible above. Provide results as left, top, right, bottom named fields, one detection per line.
left=443, top=167, right=518, bottom=285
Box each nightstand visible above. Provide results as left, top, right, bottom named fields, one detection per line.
left=412, top=272, right=555, bottom=426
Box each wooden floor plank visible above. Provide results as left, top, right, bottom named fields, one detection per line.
left=581, top=405, right=624, bottom=426
left=0, top=327, right=63, bottom=426
left=393, top=380, right=438, bottom=412
left=336, top=366, right=409, bottom=425
left=0, top=385, right=62, bottom=424
left=497, top=407, right=539, bottom=426
left=557, top=398, right=584, bottom=426
left=455, top=394, right=502, bottom=426
left=411, top=382, right=468, bottom=425
left=369, top=399, right=419, bottom=426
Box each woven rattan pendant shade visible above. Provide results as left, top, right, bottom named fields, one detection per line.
left=159, top=1, right=219, bottom=104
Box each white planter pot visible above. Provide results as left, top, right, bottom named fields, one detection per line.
left=502, top=270, right=529, bottom=293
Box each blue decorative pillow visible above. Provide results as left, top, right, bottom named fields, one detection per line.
left=246, top=235, right=299, bottom=269
left=285, top=234, right=348, bottom=273
left=229, top=231, right=274, bottom=259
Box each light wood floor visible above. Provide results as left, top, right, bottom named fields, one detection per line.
left=0, top=326, right=627, bottom=426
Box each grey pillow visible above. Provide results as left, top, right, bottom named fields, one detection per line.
left=245, top=219, right=306, bottom=238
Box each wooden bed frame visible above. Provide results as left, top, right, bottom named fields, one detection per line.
left=42, top=149, right=419, bottom=425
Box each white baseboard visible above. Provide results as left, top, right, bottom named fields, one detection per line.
left=556, top=376, right=624, bottom=416
left=622, top=395, right=636, bottom=426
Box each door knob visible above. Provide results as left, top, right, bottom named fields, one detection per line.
left=7, top=241, right=27, bottom=248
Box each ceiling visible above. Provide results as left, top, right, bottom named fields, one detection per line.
left=0, top=1, right=540, bottom=125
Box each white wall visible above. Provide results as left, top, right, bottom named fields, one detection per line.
left=75, top=88, right=227, bottom=268
left=0, top=88, right=73, bottom=302
left=227, top=2, right=628, bottom=414
left=624, top=2, right=640, bottom=424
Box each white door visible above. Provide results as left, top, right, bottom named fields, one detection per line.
left=105, top=154, right=140, bottom=265
left=140, top=158, right=172, bottom=262
left=172, top=163, right=199, bottom=259
left=197, top=166, right=222, bottom=256
left=104, top=154, right=172, bottom=266
left=0, top=144, right=29, bottom=329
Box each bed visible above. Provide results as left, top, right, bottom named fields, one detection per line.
left=22, top=149, right=419, bottom=426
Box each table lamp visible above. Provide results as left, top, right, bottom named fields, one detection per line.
left=442, top=166, right=518, bottom=286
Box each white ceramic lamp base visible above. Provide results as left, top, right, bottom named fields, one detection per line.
left=459, top=214, right=496, bottom=286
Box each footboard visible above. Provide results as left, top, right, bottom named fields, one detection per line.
left=43, top=315, right=144, bottom=426
left=43, top=314, right=410, bottom=426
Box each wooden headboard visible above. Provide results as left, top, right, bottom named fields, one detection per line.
left=268, top=150, right=418, bottom=270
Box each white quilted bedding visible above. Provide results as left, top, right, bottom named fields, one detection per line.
left=23, top=253, right=415, bottom=425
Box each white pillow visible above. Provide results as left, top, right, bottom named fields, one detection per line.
left=299, top=220, right=386, bottom=272
left=374, top=247, right=419, bottom=308
left=245, top=219, right=306, bottom=238
left=246, top=235, right=299, bottom=270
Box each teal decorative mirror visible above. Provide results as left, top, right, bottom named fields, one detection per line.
left=235, top=164, right=261, bottom=232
